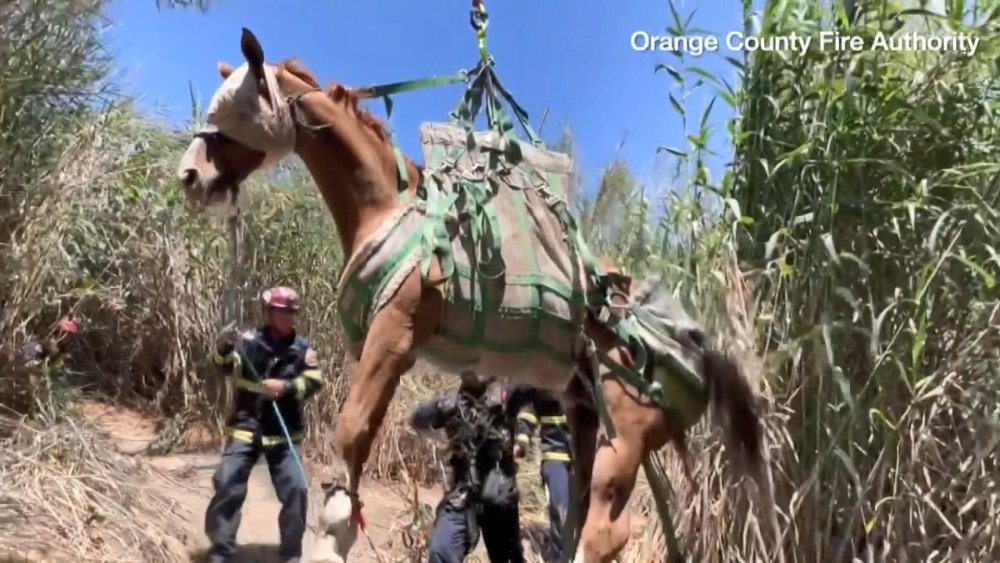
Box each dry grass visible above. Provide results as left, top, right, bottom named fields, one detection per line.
left=3, top=1, right=999, bottom=562
left=616, top=2, right=1000, bottom=561
left=0, top=413, right=191, bottom=562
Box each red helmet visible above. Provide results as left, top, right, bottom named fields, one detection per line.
left=58, top=317, right=78, bottom=334
left=261, top=286, right=300, bottom=311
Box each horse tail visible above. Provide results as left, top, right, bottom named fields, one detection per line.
left=702, top=349, right=764, bottom=477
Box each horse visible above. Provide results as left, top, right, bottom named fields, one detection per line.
left=176, top=28, right=764, bottom=563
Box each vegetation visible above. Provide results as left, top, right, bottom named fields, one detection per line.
left=0, top=0, right=997, bottom=561
left=630, top=1, right=1000, bottom=561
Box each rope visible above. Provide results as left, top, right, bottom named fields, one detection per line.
left=270, top=395, right=386, bottom=563
left=224, top=213, right=242, bottom=326
left=222, top=222, right=386, bottom=561
left=269, top=399, right=310, bottom=486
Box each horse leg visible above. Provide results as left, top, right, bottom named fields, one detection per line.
left=315, top=271, right=437, bottom=561
left=562, top=375, right=600, bottom=554
left=334, top=317, right=416, bottom=491
left=575, top=327, right=671, bottom=563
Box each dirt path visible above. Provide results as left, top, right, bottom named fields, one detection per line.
left=75, top=401, right=488, bottom=562
left=145, top=451, right=443, bottom=562
left=77, top=400, right=653, bottom=562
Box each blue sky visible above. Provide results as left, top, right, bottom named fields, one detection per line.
left=105, top=0, right=752, bottom=195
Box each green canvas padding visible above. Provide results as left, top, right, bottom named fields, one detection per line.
left=412, top=122, right=583, bottom=364
left=303, top=55, right=704, bottom=560
left=334, top=118, right=711, bottom=433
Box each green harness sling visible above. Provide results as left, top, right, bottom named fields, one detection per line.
left=336, top=57, right=705, bottom=562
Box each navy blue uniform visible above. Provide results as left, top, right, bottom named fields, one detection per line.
left=507, top=385, right=572, bottom=562
left=410, top=381, right=524, bottom=563
left=204, top=327, right=324, bottom=562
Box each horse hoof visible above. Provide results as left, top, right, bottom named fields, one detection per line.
left=319, top=489, right=354, bottom=527
left=311, top=489, right=358, bottom=562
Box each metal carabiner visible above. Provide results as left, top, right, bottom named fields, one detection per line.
left=469, top=8, right=488, bottom=32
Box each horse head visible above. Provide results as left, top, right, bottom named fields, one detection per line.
left=176, top=28, right=303, bottom=213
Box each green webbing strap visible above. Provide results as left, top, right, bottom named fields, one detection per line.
left=420, top=182, right=459, bottom=280
left=471, top=0, right=490, bottom=64
left=374, top=94, right=410, bottom=201
left=563, top=342, right=686, bottom=563
left=478, top=67, right=542, bottom=148
left=354, top=64, right=486, bottom=203
left=447, top=63, right=543, bottom=150
left=356, top=70, right=471, bottom=101
left=449, top=66, right=490, bottom=128
left=642, top=455, right=686, bottom=563
left=463, top=175, right=505, bottom=280
left=476, top=68, right=539, bottom=148
left=490, top=71, right=543, bottom=146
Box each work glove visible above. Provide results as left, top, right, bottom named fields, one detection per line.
left=215, top=325, right=239, bottom=357
left=21, top=338, right=44, bottom=363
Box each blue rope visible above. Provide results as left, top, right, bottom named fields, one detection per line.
left=232, top=349, right=311, bottom=485
left=270, top=400, right=310, bottom=486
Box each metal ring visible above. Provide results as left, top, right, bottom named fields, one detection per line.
left=469, top=10, right=488, bottom=30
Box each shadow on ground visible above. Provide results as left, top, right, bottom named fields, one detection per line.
left=190, top=544, right=287, bottom=563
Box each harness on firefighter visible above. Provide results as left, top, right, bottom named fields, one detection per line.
left=445, top=383, right=517, bottom=509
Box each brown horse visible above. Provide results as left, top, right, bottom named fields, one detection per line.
left=176, top=28, right=763, bottom=562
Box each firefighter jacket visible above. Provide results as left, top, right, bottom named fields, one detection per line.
left=506, top=384, right=572, bottom=463
left=211, top=327, right=323, bottom=446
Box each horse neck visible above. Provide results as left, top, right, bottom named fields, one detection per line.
left=290, top=96, right=420, bottom=258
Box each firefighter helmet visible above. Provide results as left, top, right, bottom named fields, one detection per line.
left=261, top=286, right=300, bottom=311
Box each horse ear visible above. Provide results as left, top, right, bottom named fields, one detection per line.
left=240, top=27, right=265, bottom=81
left=217, top=61, right=235, bottom=79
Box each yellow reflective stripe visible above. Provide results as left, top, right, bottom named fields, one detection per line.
left=233, top=377, right=264, bottom=393
left=229, top=428, right=255, bottom=442
left=517, top=412, right=538, bottom=423
left=228, top=428, right=303, bottom=446
left=262, top=432, right=302, bottom=446
left=542, top=451, right=571, bottom=462
left=302, top=368, right=322, bottom=381
left=294, top=377, right=306, bottom=400
left=516, top=434, right=531, bottom=444
left=539, top=415, right=566, bottom=425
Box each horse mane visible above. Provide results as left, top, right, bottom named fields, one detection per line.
left=277, top=58, right=423, bottom=177
left=278, top=59, right=389, bottom=141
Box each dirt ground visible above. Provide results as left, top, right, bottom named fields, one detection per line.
left=75, top=400, right=555, bottom=562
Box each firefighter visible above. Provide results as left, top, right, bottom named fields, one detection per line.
left=409, top=372, right=525, bottom=563
left=204, top=286, right=324, bottom=563
left=507, top=385, right=572, bottom=562
left=21, top=315, right=79, bottom=366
